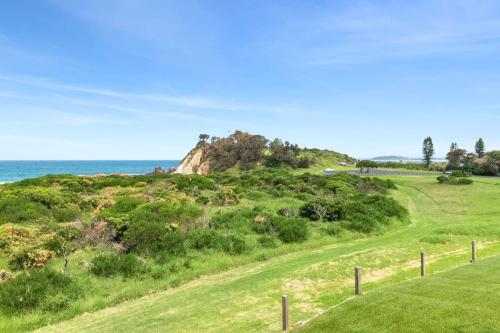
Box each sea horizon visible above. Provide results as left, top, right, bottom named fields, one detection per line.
left=0, top=160, right=181, bottom=184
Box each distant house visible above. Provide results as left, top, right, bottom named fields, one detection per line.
left=323, top=168, right=336, bottom=175
left=339, top=162, right=347, bottom=166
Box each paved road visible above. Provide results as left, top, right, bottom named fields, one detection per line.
left=330, top=169, right=438, bottom=176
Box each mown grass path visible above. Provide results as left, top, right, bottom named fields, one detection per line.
left=34, top=177, right=500, bottom=332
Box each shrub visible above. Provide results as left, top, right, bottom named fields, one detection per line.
left=0, top=187, right=76, bottom=209
left=258, top=235, right=278, bottom=248
left=458, top=178, right=473, bottom=185
left=195, top=195, right=210, bottom=205
left=187, top=228, right=223, bottom=250
left=211, top=189, right=240, bottom=206
left=0, top=268, right=80, bottom=314
left=451, top=170, right=470, bottom=178
left=220, top=234, right=247, bottom=255
left=437, top=175, right=448, bottom=184
left=9, top=249, right=54, bottom=270
left=297, top=157, right=312, bottom=168
left=322, top=223, right=344, bottom=236
left=277, top=207, right=297, bottom=218
left=271, top=217, right=309, bottom=243
left=299, top=198, right=344, bottom=222
left=109, top=197, right=146, bottom=214
left=0, top=197, right=50, bottom=224
left=437, top=175, right=473, bottom=185
left=90, top=253, right=144, bottom=278
left=124, top=201, right=200, bottom=254
left=209, top=209, right=256, bottom=233
left=125, top=224, right=186, bottom=259
left=362, top=195, right=407, bottom=220
left=52, top=206, right=80, bottom=222
left=44, top=237, right=72, bottom=256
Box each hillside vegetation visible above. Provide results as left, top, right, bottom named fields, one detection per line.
left=175, top=131, right=355, bottom=174
left=0, top=168, right=405, bottom=332
left=27, top=176, right=500, bottom=332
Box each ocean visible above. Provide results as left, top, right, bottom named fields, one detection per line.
left=0, top=160, right=181, bottom=184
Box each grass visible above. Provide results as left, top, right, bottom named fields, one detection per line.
left=24, top=176, right=500, bottom=333
left=298, top=254, right=500, bottom=332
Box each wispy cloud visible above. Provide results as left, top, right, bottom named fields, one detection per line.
left=0, top=74, right=310, bottom=116
left=260, top=1, right=500, bottom=66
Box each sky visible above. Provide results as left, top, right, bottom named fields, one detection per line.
left=0, top=0, right=499, bottom=160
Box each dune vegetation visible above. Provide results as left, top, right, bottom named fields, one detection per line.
left=0, top=172, right=498, bottom=332
left=0, top=166, right=407, bottom=332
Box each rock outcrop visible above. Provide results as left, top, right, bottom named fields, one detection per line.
left=175, top=147, right=210, bottom=175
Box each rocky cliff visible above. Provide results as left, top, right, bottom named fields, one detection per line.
left=175, top=147, right=210, bottom=175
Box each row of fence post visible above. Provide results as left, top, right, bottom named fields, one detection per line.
left=281, top=240, right=478, bottom=331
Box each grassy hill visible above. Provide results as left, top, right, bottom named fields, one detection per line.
left=299, top=254, right=500, bottom=332
left=21, top=176, right=500, bottom=332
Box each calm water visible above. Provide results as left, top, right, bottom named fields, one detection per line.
left=0, top=160, right=181, bottom=183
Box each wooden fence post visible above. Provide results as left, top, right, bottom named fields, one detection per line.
left=420, top=251, right=425, bottom=277
left=282, top=295, right=288, bottom=331
left=355, top=266, right=362, bottom=295
left=472, top=240, right=477, bottom=263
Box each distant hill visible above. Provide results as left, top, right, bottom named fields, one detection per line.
left=372, top=156, right=409, bottom=161
left=176, top=131, right=355, bottom=174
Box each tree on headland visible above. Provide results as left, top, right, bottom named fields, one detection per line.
left=422, top=137, right=435, bottom=169
left=475, top=138, right=485, bottom=158
left=198, top=134, right=210, bottom=143
left=450, top=142, right=458, bottom=152
left=356, top=160, right=378, bottom=173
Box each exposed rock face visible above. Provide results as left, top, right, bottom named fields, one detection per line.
left=175, top=147, right=210, bottom=175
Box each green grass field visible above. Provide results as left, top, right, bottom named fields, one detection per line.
left=28, top=176, right=500, bottom=333
left=298, top=254, right=500, bottom=332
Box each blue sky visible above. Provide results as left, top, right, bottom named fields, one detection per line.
left=1, top=0, right=499, bottom=160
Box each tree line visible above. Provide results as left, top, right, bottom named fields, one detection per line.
left=421, top=137, right=499, bottom=175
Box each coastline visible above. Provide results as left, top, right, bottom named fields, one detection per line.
left=0, top=160, right=180, bottom=184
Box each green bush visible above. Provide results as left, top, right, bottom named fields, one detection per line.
left=52, top=206, right=80, bottom=222
left=322, top=223, right=344, bottom=236
left=125, top=226, right=186, bottom=259
left=44, top=237, right=71, bottom=256
left=458, top=178, right=473, bottom=185
left=209, top=209, right=257, bottom=233
left=0, top=187, right=76, bottom=209
left=91, top=253, right=144, bottom=278
left=451, top=170, right=470, bottom=178
left=258, top=235, right=278, bottom=248
left=299, top=198, right=344, bottom=222
left=437, top=175, right=473, bottom=185
left=271, top=217, right=309, bottom=243
left=186, top=228, right=223, bottom=250
left=437, top=175, right=448, bottom=184
left=0, top=197, right=50, bottom=224
left=195, top=195, right=210, bottom=205
left=220, top=234, right=247, bottom=255
left=0, top=268, right=80, bottom=314
left=123, top=201, right=199, bottom=255
left=211, top=189, right=240, bottom=206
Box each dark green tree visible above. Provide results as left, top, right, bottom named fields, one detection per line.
left=356, top=160, right=378, bottom=173
left=475, top=138, right=485, bottom=157
left=198, top=133, right=210, bottom=143
left=422, top=137, right=435, bottom=169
